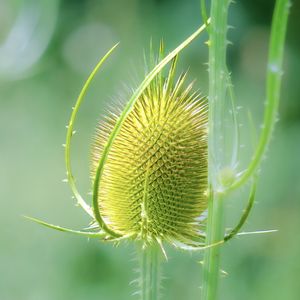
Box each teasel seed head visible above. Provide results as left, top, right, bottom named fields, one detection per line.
left=91, top=55, right=208, bottom=247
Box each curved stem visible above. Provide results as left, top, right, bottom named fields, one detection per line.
left=224, top=178, right=257, bottom=242
left=227, top=0, right=290, bottom=193
left=140, top=244, right=160, bottom=300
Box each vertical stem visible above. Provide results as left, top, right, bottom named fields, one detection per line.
left=207, top=0, right=230, bottom=182
left=202, top=0, right=230, bottom=299
left=201, top=1, right=290, bottom=299
left=202, top=190, right=224, bottom=300
left=140, top=244, right=160, bottom=300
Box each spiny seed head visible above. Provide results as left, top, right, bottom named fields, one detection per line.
left=91, top=59, right=208, bottom=247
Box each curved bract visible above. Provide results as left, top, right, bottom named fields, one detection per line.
left=65, top=43, right=120, bottom=218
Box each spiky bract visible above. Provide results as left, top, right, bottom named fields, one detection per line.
left=91, top=58, right=208, bottom=247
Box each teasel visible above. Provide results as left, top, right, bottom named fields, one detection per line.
left=25, top=14, right=266, bottom=299
left=26, top=15, right=257, bottom=297
left=24, top=21, right=215, bottom=298
left=27, top=23, right=213, bottom=239
left=91, top=59, right=209, bottom=245
left=27, top=18, right=256, bottom=298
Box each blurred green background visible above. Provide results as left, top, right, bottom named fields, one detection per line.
left=0, top=0, right=299, bottom=299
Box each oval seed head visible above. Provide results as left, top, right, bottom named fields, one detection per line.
left=91, top=59, right=208, bottom=247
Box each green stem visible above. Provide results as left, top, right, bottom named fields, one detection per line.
left=201, top=0, right=290, bottom=299
left=201, top=189, right=225, bottom=300
left=140, top=244, right=160, bottom=300
left=207, top=0, right=230, bottom=184
left=227, top=0, right=290, bottom=192
left=201, top=0, right=230, bottom=299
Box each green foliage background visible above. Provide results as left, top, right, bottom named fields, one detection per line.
left=0, top=0, right=299, bottom=299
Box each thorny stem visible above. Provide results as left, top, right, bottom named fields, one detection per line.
left=140, top=244, right=160, bottom=300
left=226, top=0, right=291, bottom=193
left=201, top=0, right=290, bottom=299
left=201, top=1, right=230, bottom=300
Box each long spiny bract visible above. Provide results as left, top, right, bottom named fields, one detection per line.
left=91, top=61, right=208, bottom=247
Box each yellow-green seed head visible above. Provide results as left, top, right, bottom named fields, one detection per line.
left=91, top=59, right=208, bottom=247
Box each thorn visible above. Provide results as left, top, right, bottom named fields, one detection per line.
left=62, top=178, right=68, bottom=183
left=62, top=144, right=66, bottom=148
left=226, top=40, right=233, bottom=46
left=129, top=279, right=140, bottom=285
left=221, top=269, right=229, bottom=277
left=268, top=63, right=281, bottom=73
left=205, top=40, right=211, bottom=47
left=237, top=229, right=278, bottom=236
